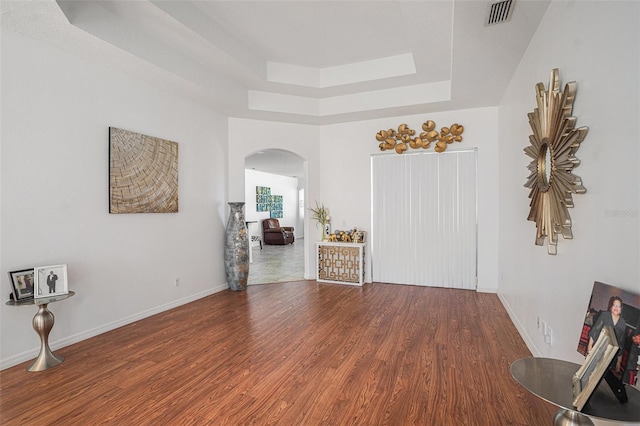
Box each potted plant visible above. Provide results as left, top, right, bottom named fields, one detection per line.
left=309, top=201, right=330, bottom=240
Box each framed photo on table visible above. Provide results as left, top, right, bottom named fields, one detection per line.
left=8, top=268, right=35, bottom=301
left=34, top=264, right=68, bottom=298
left=572, top=325, right=619, bottom=411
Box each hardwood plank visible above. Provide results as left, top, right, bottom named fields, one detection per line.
left=0, top=281, right=556, bottom=425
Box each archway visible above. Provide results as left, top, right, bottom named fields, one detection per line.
left=244, top=149, right=307, bottom=284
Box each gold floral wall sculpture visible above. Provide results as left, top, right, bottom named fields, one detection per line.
left=524, top=69, right=588, bottom=255
left=375, top=120, right=464, bottom=154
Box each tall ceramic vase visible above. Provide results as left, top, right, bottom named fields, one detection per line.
left=224, top=202, right=249, bottom=291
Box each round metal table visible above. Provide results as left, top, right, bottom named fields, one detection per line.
left=511, top=357, right=640, bottom=425
left=6, top=291, right=75, bottom=371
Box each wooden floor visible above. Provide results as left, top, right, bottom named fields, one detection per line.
left=0, top=281, right=556, bottom=425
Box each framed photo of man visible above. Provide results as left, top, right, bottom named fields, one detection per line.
left=34, top=264, right=68, bottom=298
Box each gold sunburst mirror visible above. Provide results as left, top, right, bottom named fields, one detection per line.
left=524, top=69, right=589, bottom=255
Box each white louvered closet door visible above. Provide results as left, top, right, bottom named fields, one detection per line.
left=371, top=150, right=477, bottom=289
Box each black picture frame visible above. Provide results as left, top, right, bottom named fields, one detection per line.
left=8, top=268, right=35, bottom=301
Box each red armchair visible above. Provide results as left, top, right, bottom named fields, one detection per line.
left=262, top=219, right=295, bottom=245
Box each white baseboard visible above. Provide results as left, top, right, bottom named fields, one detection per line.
left=497, top=292, right=542, bottom=357
left=0, top=284, right=228, bottom=370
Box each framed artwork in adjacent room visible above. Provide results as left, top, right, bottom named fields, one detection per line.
left=270, top=195, right=283, bottom=218
left=256, top=186, right=271, bottom=212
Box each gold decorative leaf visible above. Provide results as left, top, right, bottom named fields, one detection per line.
left=376, top=120, right=464, bottom=154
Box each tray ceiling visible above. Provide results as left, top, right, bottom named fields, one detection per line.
left=2, top=0, right=550, bottom=125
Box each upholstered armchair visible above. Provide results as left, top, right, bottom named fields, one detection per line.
left=262, top=219, right=295, bottom=245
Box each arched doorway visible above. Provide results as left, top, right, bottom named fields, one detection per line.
left=244, top=149, right=306, bottom=284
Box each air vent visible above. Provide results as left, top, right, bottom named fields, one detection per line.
left=485, top=0, right=514, bottom=26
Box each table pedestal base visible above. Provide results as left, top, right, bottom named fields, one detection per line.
left=27, top=303, right=64, bottom=372
left=553, top=409, right=594, bottom=426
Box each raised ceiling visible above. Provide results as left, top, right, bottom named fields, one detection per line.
left=245, top=149, right=306, bottom=180
left=2, top=0, right=551, bottom=126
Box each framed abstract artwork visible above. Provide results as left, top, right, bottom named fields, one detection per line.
left=256, top=186, right=271, bottom=212
left=270, top=195, right=283, bottom=218
left=109, top=127, right=179, bottom=213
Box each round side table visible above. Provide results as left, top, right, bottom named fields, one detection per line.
left=511, top=357, right=640, bottom=426
left=6, top=291, right=75, bottom=372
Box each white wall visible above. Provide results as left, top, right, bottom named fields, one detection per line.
left=498, top=0, right=639, bottom=409
left=244, top=169, right=300, bottom=238
left=229, top=108, right=500, bottom=290
left=0, top=30, right=229, bottom=368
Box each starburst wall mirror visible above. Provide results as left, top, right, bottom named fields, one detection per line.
left=524, top=69, right=589, bottom=255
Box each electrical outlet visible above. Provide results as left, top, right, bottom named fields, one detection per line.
left=545, top=327, right=553, bottom=345
left=174, top=278, right=180, bottom=287
left=542, top=320, right=548, bottom=335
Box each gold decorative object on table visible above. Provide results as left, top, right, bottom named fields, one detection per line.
left=524, top=69, right=588, bottom=255
left=351, top=229, right=366, bottom=244
left=327, top=228, right=365, bottom=243
left=375, top=120, right=464, bottom=154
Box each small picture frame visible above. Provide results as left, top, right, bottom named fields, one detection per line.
left=324, top=223, right=331, bottom=239
left=8, top=268, right=35, bottom=301
left=34, top=264, right=68, bottom=298
left=572, top=325, right=619, bottom=410
left=354, top=230, right=366, bottom=243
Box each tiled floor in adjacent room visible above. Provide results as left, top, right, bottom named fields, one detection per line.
left=248, top=239, right=305, bottom=285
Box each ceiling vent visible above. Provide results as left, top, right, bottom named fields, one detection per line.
left=485, top=0, right=514, bottom=26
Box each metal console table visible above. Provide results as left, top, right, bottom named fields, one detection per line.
left=511, top=357, right=640, bottom=426
left=6, top=291, right=75, bottom=372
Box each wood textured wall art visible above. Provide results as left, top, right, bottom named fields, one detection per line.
left=109, top=127, right=179, bottom=214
